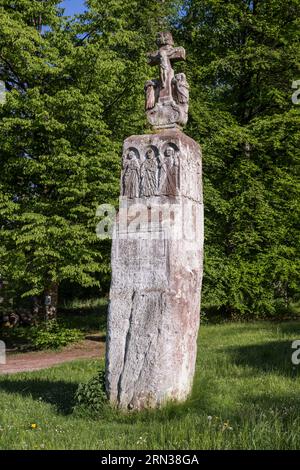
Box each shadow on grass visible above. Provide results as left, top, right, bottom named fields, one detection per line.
left=59, top=300, right=108, bottom=332
left=273, top=321, right=300, bottom=336
left=85, top=334, right=106, bottom=342
left=0, top=378, right=78, bottom=415
left=224, top=340, right=299, bottom=378
left=243, top=391, right=300, bottom=413
left=60, top=313, right=107, bottom=333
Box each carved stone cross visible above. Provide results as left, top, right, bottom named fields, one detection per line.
left=148, top=32, right=186, bottom=104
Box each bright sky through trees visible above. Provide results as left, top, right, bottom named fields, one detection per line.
left=60, top=0, right=86, bottom=16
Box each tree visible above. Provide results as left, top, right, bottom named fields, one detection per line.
left=0, top=0, right=120, bottom=316
left=1, top=0, right=298, bottom=319
left=0, top=0, right=179, bottom=316
left=179, top=0, right=300, bottom=315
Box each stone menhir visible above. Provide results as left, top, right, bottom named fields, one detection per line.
left=106, top=32, right=204, bottom=410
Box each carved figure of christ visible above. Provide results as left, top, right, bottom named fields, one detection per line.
left=148, top=45, right=186, bottom=103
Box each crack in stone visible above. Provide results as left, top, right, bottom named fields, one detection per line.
left=132, top=292, right=164, bottom=407
left=117, top=289, right=136, bottom=405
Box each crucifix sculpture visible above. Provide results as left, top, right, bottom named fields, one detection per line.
left=145, top=32, right=189, bottom=129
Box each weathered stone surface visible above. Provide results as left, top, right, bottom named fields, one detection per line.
left=106, top=129, right=204, bottom=410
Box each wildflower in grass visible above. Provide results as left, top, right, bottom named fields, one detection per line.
left=136, top=435, right=147, bottom=445
left=221, top=421, right=233, bottom=432
left=30, top=423, right=38, bottom=429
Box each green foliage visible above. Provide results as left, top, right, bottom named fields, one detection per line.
left=74, top=368, right=109, bottom=417
left=0, top=0, right=299, bottom=316
left=179, top=0, right=300, bottom=315
left=2, top=320, right=84, bottom=350
left=0, top=0, right=179, bottom=304
left=0, top=0, right=120, bottom=301
left=31, top=320, right=84, bottom=350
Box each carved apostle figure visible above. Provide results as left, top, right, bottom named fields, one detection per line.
left=122, top=149, right=140, bottom=198
left=159, top=146, right=179, bottom=196
left=140, top=147, right=158, bottom=197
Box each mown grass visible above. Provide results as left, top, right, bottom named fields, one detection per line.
left=0, top=321, right=299, bottom=450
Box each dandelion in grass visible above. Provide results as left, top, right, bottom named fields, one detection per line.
left=221, top=421, right=233, bottom=432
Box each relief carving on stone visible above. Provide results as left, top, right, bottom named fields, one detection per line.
left=140, top=146, right=159, bottom=197
left=122, top=147, right=140, bottom=198
left=180, top=152, right=202, bottom=201
left=122, top=142, right=184, bottom=198
left=159, top=144, right=179, bottom=196
left=172, top=73, right=189, bottom=105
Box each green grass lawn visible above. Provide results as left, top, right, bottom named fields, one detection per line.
left=0, top=321, right=299, bottom=450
